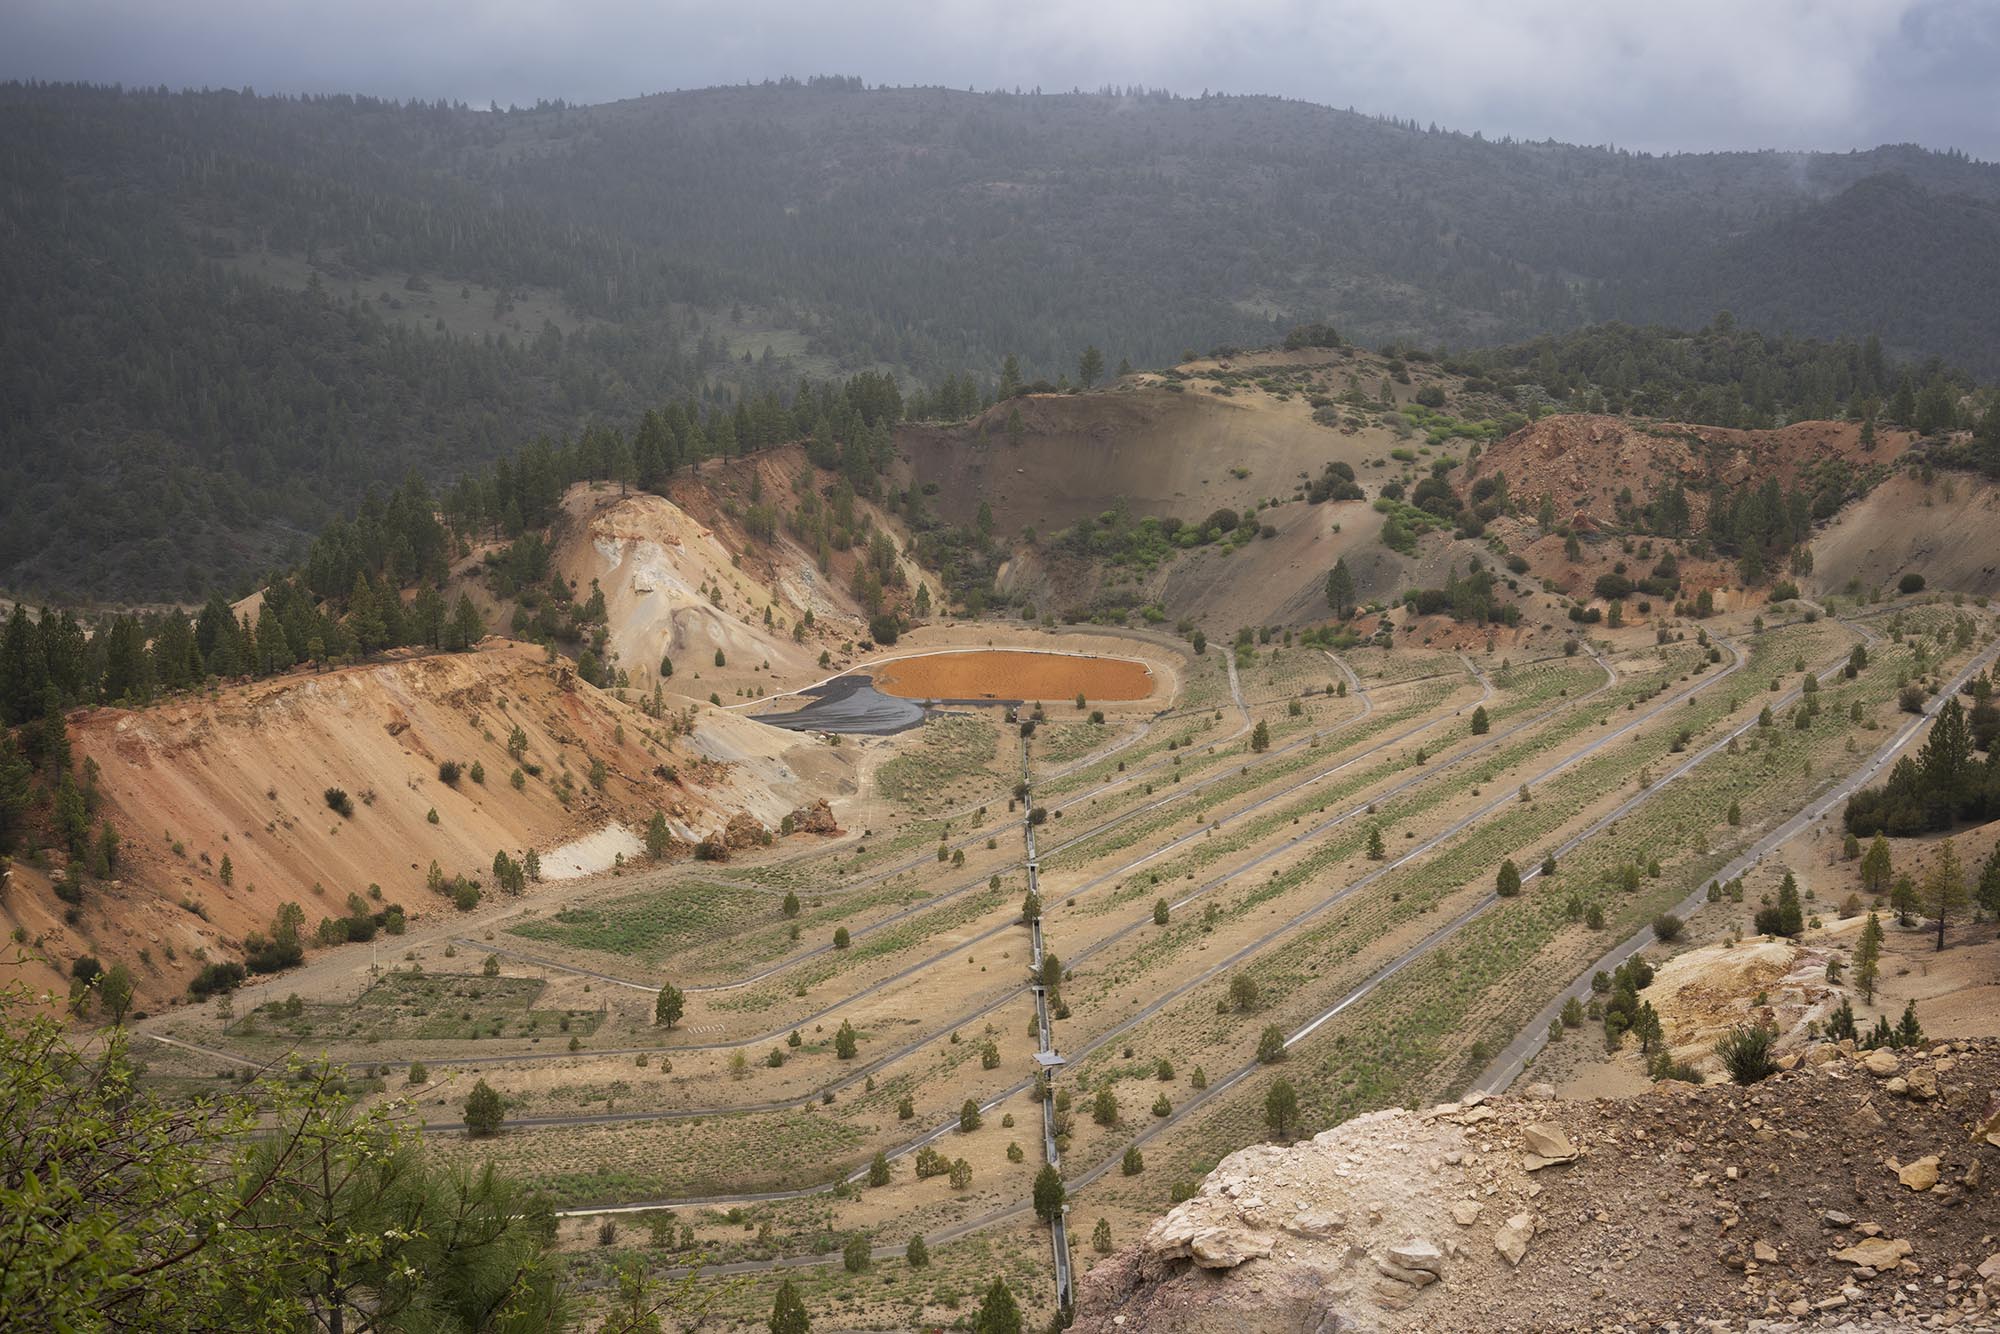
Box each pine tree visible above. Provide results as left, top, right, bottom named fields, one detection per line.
left=1032, top=1164, right=1065, bottom=1222
left=1632, top=1001, right=1663, bottom=1054
left=1922, top=837, right=1968, bottom=951
left=767, top=1278, right=811, bottom=1334
left=645, top=811, right=671, bottom=861
left=972, top=1278, right=1022, bottom=1334
left=1860, top=834, right=1892, bottom=895
left=0, top=737, right=32, bottom=855
left=1264, top=1077, right=1298, bottom=1137
left=347, top=573, right=386, bottom=654
left=1890, top=874, right=1919, bottom=926
left=1496, top=858, right=1521, bottom=896
left=1978, top=845, right=2000, bottom=914
left=1367, top=825, right=1386, bottom=860
left=654, top=983, right=684, bottom=1028
left=1077, top=346, right=1104, bottom=389
left=448, top=594, right=484, bottom=651
left=54, top=773, right=89, bottom=856
left=462, top=1079, right=504, bottom=1136
left=410, top=584, right=446, bottom=648
left=1854, top=911, right=1884, bottom=1002
left=1470, top=704, right=1489, bottom=735
left=1324, top=557, right=1357, bottom=618
left=1249, top=720, right=1270, bottom=752
left=254, top=603, right=292, bottom=674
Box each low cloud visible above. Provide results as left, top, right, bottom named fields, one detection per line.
left=3, top=0, right=1994, bottom=157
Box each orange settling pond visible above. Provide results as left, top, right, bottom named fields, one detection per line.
left=872, top=650, right=1154, bottom=702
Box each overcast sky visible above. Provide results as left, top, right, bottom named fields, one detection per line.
left=6, top=0, right=1997, bottom=158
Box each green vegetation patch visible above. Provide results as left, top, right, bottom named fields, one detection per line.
left=231, top=972, right=603, bottom=1043
left=875, top=714, right=1000, bottom=805
left=508, top=880, right=773, bottom=962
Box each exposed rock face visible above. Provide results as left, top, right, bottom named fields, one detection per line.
left=785, top=798, right=841, bottom=835
left=722, top=811, right=769, bottom=848
left=1074, top=1040, right=2000, bottom=1333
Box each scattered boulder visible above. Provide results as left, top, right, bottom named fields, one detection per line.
left=1494, top=1212, right=1537, bottom=1267
left=1860, top=1048, right=1900, bottom=1077
left=1520, top=1121, right=1577, bottom=1169
left=1895, top=1156, right=1941, bottom=1192
left=785, top=798, right=841, bottom=835
left=1832, top=1236, right=1911, bottom=1269
left=722, top=811, right=769, bottom=848
left=1386, top=1239, right=1444, bottom=1276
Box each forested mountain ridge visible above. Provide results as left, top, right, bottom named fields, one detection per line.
left=538, top=83, right=2000, bottom=373
left=4, top=79, right=1999, bottom=601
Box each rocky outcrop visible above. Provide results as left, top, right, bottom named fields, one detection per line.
left=722, top=811, right=770, bottom=848
left=785, top=798, right=841, bottom=835
left=1074, top=1040, right=2000, bottom=1333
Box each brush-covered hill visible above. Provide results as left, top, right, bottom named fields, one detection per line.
left=896, top=327, right=1995, bottom=638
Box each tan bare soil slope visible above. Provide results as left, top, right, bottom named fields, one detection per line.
left=901, top=385, right=1358, bottom=537
left=900, top=356, right=1445, bottom=625
left=1810, top=469, right=2000, bottom=598
left=10, top=642, right=850, bottom=1008
left=1077, top=1040, right=2000, bottom=1333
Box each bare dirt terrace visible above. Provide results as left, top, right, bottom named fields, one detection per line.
left=872, top=649, right=1157, bottom=702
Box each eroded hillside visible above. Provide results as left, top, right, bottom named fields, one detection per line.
left=5, top=641, right=852, bottom=1009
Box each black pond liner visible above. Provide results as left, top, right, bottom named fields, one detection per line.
left=751, top=673, right=1024, bottom=736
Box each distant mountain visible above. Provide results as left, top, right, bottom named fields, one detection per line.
left=1645, top=173, right=2000, bottom=370
left=2, top=80, right=1995, bottom=599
